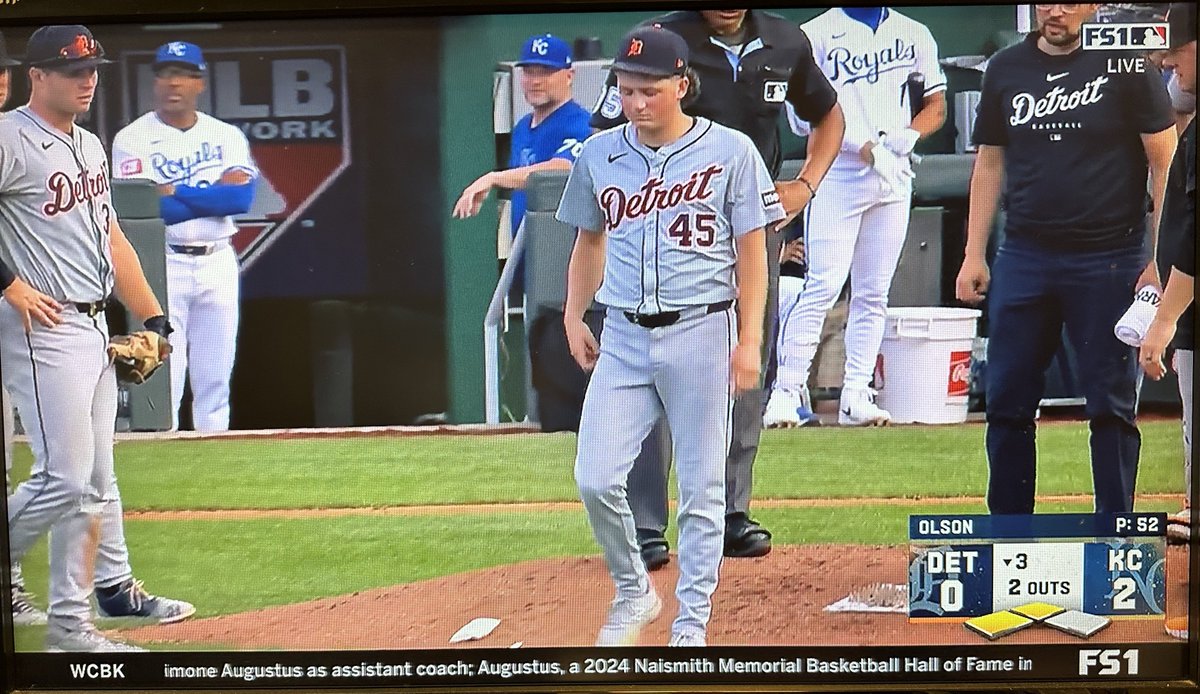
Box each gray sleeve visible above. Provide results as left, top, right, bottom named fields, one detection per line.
left=728, top=137, right=786, bottom=237
left=0, top=135, right=22, bottom=193
left=554, top=149, right=604, bottom=231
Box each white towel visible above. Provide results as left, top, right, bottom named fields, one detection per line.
left=1115, top=285, right=1161, bottom=347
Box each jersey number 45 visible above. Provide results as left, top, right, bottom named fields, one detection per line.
left=668, top=212, right=716, bottom=247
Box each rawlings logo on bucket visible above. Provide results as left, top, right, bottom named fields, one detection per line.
left=947, top=350, right=971, bottom=397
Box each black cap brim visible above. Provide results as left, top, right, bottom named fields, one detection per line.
left=610, top=60, right=681, bottom=78
left=31, top=56, right=113, bottom=69
left=0, top=58, right=18, bottom=67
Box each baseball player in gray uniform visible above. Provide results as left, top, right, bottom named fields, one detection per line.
left=556, top=26, right=783, bottom=647
left=1, top=25, right=191, bottom=652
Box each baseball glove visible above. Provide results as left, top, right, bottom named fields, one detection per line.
left=108, top=331, right=171, bottom=385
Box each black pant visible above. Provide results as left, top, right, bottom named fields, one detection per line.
left=984, top=238, right=1146, bottom=515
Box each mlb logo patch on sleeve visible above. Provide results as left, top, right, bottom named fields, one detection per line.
left=119, top=158, right=143, bottom=176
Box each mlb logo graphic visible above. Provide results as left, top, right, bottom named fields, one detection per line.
left=123, top=45, right=350, bottom=269
left=119, top=158, right=142, bottom=176
left=947, top=350, right=971, bottom=397
left=1081, top=23, right=1169, bottom=50
left=763, top=81, right=788, bottom=103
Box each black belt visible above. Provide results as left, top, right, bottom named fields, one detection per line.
left=73, top=299, right=109, bottom=317
left=169, top=244, right=219, bottom=256
left=623, top=300, right=733, bottom=328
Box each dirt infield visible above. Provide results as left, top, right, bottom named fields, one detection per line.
left=124, top=545, right=1190, bottom=650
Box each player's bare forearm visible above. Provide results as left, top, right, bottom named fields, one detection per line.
left=564, top=229, right=606, bottom=322
left=797, top=102, right=844, bottom=189
left=109, top=220, right=164, bottom=322
left=964, top=145, right=1005, bottom=260
left=1141, top=126, right=1177, bottom=263
left=911, top=91, right=947, bottom=139
left=1155, top=268, right=1196, bottom=326
left=734, top=229, right=768, bottom=348
left=491, top=158, right=573, bottom=190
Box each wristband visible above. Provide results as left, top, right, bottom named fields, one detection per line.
left=144, top=315, right=174, bottom=338
left=798, top=176, right=817, bottom=198
left=0, top=261, right=14, bottom=291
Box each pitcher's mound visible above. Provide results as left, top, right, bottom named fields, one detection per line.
left=125, top=545, right=1189, bottom=650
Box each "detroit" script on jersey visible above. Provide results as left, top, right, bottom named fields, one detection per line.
left=599, top=165, right=723, bottom=231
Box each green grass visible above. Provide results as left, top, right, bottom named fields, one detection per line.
left=4, top=422, right=1188, bottom=642
left=6, top=421, right=1187, bottom=511
left=11, top=496, right=1182, bottom=630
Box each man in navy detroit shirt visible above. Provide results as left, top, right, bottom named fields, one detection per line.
left=955, top=3, right=1177, bottom=515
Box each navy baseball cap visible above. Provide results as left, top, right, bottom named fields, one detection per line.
left=25, top=25, right=112, bottom=69
left=0, top=32, right=18, bottom=68
left=516, top=34, right=571, bottom=70
left=611, top=26, right=688, bottom=77
left=153, top=41, right=207, bottom=73
left=1166, top=3, right=1196, bottom=49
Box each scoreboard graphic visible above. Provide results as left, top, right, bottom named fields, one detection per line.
left=908, top=514, right=1168, bottom=621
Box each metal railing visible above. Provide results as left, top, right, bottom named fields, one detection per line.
left=482, top=219, right=527, bottom=425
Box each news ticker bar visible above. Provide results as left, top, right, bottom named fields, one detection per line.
left=8, top=643, right=1192, bottom=689
left=909, top=513, right=1168, bottom=540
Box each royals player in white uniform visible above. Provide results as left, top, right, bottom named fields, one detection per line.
left=1, top=25, right=199, bottom=651
left=112, top=41, right=257, bottom=432
left=557, top=27, right=782, bottom=647
left=765, top=7, right=946, bottom=427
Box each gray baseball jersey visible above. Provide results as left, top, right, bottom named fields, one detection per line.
left=556, top=117, right=785, bottom=314
left=0, top=106, right=114, bottom=302
left=1, top=107, right=121, bottom=631
left=556, top=116, right=783, bottom=643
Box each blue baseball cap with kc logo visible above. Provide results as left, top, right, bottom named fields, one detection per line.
left=516, top=33, right=571, bottom=70
left=153, top=41, right=207, bottom=73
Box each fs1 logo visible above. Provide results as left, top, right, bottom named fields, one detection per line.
left=121, top=45, right=350, bottom=269
left=1078, top=649, right=1139, bottom=676
left=1082, top=23, right=1169, bottom=50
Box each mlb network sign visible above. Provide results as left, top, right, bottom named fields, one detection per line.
left=1081, top=23, right=1170, bottom=50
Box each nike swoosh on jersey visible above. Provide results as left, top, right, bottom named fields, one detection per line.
left=607, top=152, right=628, bottom=163
left=41, top=141, right=53, bottom=150
left=832, top=32, right=847, bottom=39
left=1046, top=72, right=1069, bottom=82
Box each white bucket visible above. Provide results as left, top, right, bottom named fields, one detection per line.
left=874, top=307, right=982, bottom=424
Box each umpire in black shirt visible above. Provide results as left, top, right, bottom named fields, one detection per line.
left=591, top=9, right=843, bottom=567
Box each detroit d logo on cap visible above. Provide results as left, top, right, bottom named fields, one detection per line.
left=627, top=38, right=643, bottom=57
